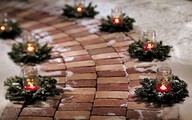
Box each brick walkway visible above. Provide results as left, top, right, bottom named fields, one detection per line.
left=0, top=1, right=179, bottom=120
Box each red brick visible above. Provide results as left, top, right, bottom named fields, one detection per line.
left=129, top=80, right=141, bottom=87
left=58, top=103, right=92, bottom=111
left=80, top=38, right=104, bottom=46
left=143, top=110, right=162, bottom=120
left=71, top=31, right=91, bottom=38
left=51, top=37, right=74, bottom=44
left=127, top=110, right=140, bottom=119
left=63, top=55, right=92, bottom=63
left=20, top=108, right=56, bottom=117
left=92, top=107, right=126, bottom=116
left=97, top=70, right=126, bottom=77
left=93, top=99, right=127, bottom=107
left=96, top=58, right=123, bottom=65
left=1, top=107, right=21, bottom=120
left=97, top=83, right=128, bottom=91
left=89, top=47, right=115, bottom=55
left=66, top=79, right=96, bottom=87
left=62, top=94, right=95, bottom=103
left=27, top=24, right=47, bottom=31
left=114, top=46, right=129, bottom=52
left=18, top=117, right=53, bottom=120
left=67, top=67, right=96, bottom=74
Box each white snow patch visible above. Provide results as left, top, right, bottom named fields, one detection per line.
left=107, top=40, right=116, bottom=46
left=135, top=68, right=147, bottom=72
left=32, top=29, right=42, bottom=34
left=64, top=57, right=75, bottom=62
left=120, top=104, right=127, bottom=107
left=65, top=71, right=74, bottom=77
left=139, top=75, right=150, bottom=79
left=106, top=113, right=116, bottom=115
left=123, top=65, right=129, bottom=77
left=39, top=36, right=53, bottom=44
left=63, top=85, right=75, bottom=91
left=88, top=28, right=99, bottom=33
left=39, top=71, right=62, bottom=76
left=54, top=47, right=71, bottom=52
left=39, top=32, right=49, bottom=37
left=48, top=58, right=63, bottom=63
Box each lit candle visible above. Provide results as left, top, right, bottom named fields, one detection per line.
left=156, top=84, right=171, bottom=92
left=143, top=42, right=155, bottom=50
left=112, top=17, right=122, bottom=24
left=26, top=43, right=35, bottom=53
left=0, top=23, right=8, bottom=31
left=76, top=6, right=83, bottom=12
left=24, top=79, right=38, bottom=91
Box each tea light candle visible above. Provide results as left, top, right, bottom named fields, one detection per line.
left=156, top=84, right=171, bottom=92
left=143, top=42, right=155, bottom=50
left=26, top=43, right=35, bottom=53
left=24, top=80, right=38, bottom=91
left=0, top=23, right=8, bottom=31
left=76, top=6, right=83, bottom=12
left=112, top=17, right=122, bottom=24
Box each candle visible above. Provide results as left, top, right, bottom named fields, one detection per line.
left=112, top=17, right=122, bottom=24
left=24, top=81, right=38, bottom=91
left=156, top=84, right=171, bottom=92
left=26, top=43, right=35, bottom=53
left=0, top=23, right=8, bottom=31
left=143, top=42, right=155, bottom=50
left=76, top=6, right=83, bottom=12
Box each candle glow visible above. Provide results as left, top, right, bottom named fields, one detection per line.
left=24, top=81, right=38, bottom=91
left=156, top=84, right=171, bottom=92
left=112, top=17, right=122, bottom=24
left=76, top=6, right=83, bottom=12
left=0, top=23, right=8, bottom=31
left=26, top=43, right=35, bottom=53
left=143, top=42, right=155, bottom=50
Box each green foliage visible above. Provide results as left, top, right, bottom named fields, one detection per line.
left=128, top=40, right=172, bottom=61
left=100, top=14, right=135, bottom=32
left=4, top=76, right=59, bottom=105
left=0, top=20, right=22, bottom=39
left=8, top=43, right=52, bottom=65
left=135, top=76, right=189, bottom=105
left=62, top=2, right=99, bottom=18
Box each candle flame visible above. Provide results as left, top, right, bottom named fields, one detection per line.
left=0, top=25, right=6, bottom=31
left=115, top=18, right=120, bottom=23
left=160, top=84, right=167, bottom=90
left=147, top=43, right=153, bottom=49
left=77, top=6, right=83, bottom=12
left=26, top=43, right=35, bottom=52
left=28, top=82, right=35, bottom=89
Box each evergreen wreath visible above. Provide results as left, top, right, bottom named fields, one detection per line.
left=62, top=2, right=99, bottom=18
left=135, top=76, right=189, bottom=105
left=4, top=76, right=60, bottom=105
left=100, top=13, right=135, bottom=32
left=8, top=43, right=52, bottom=65
left=0, top=20, right=22, bottom=39
left=128, top=40, right=172, bottom=61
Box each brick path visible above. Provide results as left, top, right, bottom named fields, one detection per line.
left=0, top=1, right=179, bottom=120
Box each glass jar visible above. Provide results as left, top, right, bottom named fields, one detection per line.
left=21, top=66, right=39, bottom=91
left=156, top=67, right=172, bottom=92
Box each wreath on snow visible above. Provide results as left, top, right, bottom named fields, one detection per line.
left=135, top=76, right=189, bottom=105
left=100, top=13, right=135, bottom=33
left=8, top=43, right=52, bottom=65
left=62, top=2, right=99, bottom=18
left=4, top=76, right=60, bottom=105
left=0, top=20, right=22, bottom=39
left=128, top=40, right=172, bottom=62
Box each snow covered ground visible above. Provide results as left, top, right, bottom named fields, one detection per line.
left=0, top=0, right=192, bottom=119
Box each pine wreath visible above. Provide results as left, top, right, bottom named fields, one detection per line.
left=4, top=76, right=60, bottom=105
left=128, top=40, right=172, bottom=61
left=62, top=2, right=99, bottom=18
left=8, top=43, right=52, bottom=65
left=135, top=76, right=189, bottom=105
left=100, top=13, right=135, bottom=33
left=0, top=20, right=22, bottom=39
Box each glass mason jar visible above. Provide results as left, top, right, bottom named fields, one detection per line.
left=143, top=30, right=156, bottom=42
left=21, top=66, right=39, bottom=91
left=22, top=31, right=37, bottom=53
left=0, top=13, right=10, bottom=31
left=156, top=67, right=172, bottom=92
left=111, top=8, right=123, bottom=24
left=143, top=30, right=156, bottom=50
